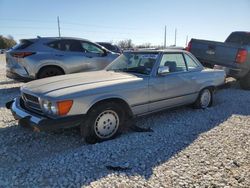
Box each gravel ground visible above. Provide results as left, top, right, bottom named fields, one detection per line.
left=0, top=54, right=249, bottom=187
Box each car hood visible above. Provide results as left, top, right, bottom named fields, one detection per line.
left=22, top=71, right=144, bottom=98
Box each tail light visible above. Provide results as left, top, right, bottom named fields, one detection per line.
left=11, top=52, right=36, bottom=58
left=236, top=49, right=247, bottom=63
left=186, top=41, right=192, bottom=51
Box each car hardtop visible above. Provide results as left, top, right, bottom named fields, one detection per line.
left=124, top=49, right=189, bottom=54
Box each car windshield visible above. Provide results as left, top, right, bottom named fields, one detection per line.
left=106, top=52, right=159, bottom=75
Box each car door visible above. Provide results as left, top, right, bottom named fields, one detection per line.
left=148, top=52, right=199, bottom=112
left=80, top=41, right=112, bottom=71
left=48, top=39, right=94, bottom=73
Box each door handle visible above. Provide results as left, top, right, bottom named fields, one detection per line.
left=86, top=56, right=93, bottom=58
left=55, top=54, right=64, bottom=57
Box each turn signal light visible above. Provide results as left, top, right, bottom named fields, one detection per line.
left=57, top=100, right=73, bottom=116
left=186, top=41, right=192, bottom=51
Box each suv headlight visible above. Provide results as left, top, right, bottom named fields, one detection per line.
left=40, top=99, right=73, bottom=116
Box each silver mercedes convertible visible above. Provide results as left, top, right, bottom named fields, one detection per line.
left=6, top=50, right=225, bottom=143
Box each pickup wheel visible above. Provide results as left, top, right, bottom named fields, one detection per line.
left=37, top=66, right=64, bottom=79
left=239, top=73, right=250, bottom=90
left=193, top=88, right=213, bottom=109
left=80, top=102, right=126, bottom=144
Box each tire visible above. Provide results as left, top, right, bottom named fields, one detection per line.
left=80, top=102, right=126, bottom=144
left=239, top=73, right=250, bottom=90
left=37, top=66, right=64, bottom=79
left=193, top=88, right=213, bottom=109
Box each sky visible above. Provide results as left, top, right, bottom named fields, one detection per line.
left=0, top=0, right=250, bottom=47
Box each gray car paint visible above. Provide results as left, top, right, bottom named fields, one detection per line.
left=19, top=50, right=225, bottom=118
left=6, top=37, right=119, bottom=79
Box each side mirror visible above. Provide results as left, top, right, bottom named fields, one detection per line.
left=158, top=66, right=170, bottom=75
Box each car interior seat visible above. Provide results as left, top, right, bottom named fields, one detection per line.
left=164, top=61, right=177, bottom=72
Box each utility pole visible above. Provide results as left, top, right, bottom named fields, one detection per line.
left=185, top=35, right=189, bottom=46
left=174, top=28, right=177, bottom=46
left=57, top=16, right=61, bottom=37
left=164, top=25, right=166, bottom=49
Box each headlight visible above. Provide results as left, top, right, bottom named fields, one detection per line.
left=41, top=99, right=57, bottom=115
left=40, top=99, right=73, bottom=116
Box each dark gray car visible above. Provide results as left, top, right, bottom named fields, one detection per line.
left=6, top=37, right=119, bottom=80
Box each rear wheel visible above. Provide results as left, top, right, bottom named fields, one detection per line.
left=80, top=102, right=126, bottom=144
left=193, top=88, right=213, bottom=109
left=239, top=73, right=250, bottom=90
left=37, top=66, right=64, bottom=79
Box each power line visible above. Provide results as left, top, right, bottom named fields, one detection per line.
left=1, top=26, right=57, bottom=30
left=0, top=18, right=138, bottom=31
left=1, top=25, right=157, bottom=36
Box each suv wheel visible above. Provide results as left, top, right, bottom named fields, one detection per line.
left=80, top=102, right=126, bottom=144
left=38, top=67, right=64, bottom=79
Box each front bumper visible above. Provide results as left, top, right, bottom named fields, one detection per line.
left=6, top=97, right=84, bottom=132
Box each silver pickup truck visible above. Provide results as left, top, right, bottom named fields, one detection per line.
left=6, top=50, right=225, bottom=143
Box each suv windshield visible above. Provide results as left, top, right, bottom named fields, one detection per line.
left=106, top=52, right=159, bottom=75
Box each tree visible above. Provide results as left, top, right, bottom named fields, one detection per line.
left=136, top=43, right=152, bottom=48
left=117, top=39, right=134, bottom=49
left=0, top=35, right=17, bottom=49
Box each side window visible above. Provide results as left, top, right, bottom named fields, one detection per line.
left=159, top=53, right=187, bottom=73
left=81, top=42, right=104, bottom=54
left=47, top=41, right=60, bottom=50
left=184, top=54, right=199, bottom=70
left=47, top=40, right=83, bottom=52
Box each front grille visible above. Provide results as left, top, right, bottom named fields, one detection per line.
left=22, top=92, right=43, bottom=114
left=23, top=93, right=39, bottom=103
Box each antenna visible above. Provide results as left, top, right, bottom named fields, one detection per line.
left=57, top=16, right=61, bottom=37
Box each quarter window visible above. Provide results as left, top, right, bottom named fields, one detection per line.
left=159, top=53, right=187, bottom=73
left=184, top=54, right=199, bottom=70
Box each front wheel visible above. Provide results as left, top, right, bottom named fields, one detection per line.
left=80, top=102, right=126, bottom=144
left=193, top=88, right=213, bottom=109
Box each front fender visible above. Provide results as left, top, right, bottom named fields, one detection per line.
left=70, top=94, right=131, bottom=115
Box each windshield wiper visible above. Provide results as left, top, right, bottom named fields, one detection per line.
left=122, top=69, right=148, bottom=75
left=107, top=68, right=148, bottom=75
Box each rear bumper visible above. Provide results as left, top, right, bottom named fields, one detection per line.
left=6, top=97, right=84, bottom=131
left=213, top=65, right=247, bottom=79
left=6, top=69, right=33, bottom=81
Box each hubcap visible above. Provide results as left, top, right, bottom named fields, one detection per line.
left=200, top=89, right=211, bottom=108
left=94, top=110, right=119, bottom=139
